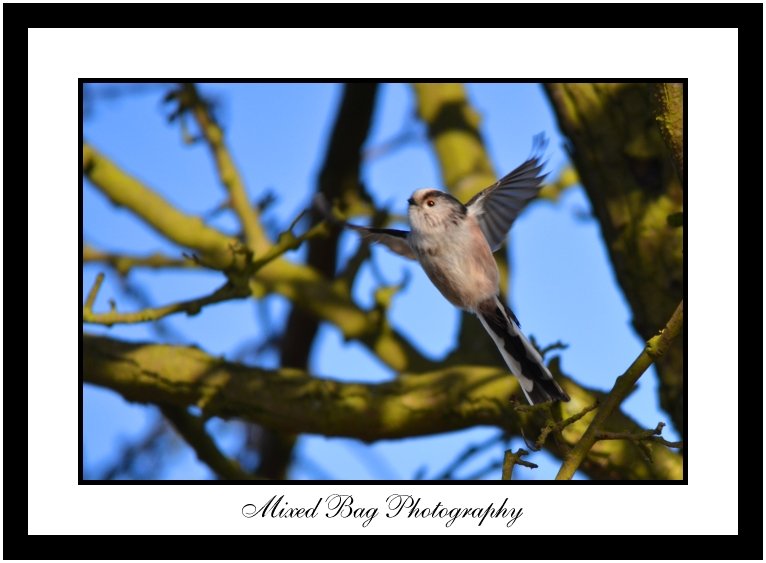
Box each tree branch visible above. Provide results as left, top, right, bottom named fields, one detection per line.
left=254, top=257, right=432, bottom=373
left=502, top=449, right=538, bottom=480
left=84, top=333, right=682, bottom=480
left=160, top=405, right=262, bottom=480
left=83, top=280, right=251, bottom=325
left=267, top=83, right=379, bottom=479
left=83, top=272, right=105, bottom=314
left=596, top=422, right=683, bottom=450
left=83, top=143, right=248, bottom=272
left=83, top=213, right=328, bottom=326
left=250, top=215, right=330, bottom=273
left=280, top=82, right=379, bottom=369
left=83, top=142, right=432, bottom=371
left=178, top=83, right=270, bottom=253
left=412, top=83, right=497, bottom=200
left=544, top=83, right=685, bottom=434
left=83, top=245, right=196, bottom=274
left=650, top=83, right=684, bottom=181
left=531, top=401, right=598, bottom=451
left=556, top=301, right=684, bottom=480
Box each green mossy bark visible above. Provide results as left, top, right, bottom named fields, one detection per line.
left=651, top=83, right=684, bottom=180
left=544, top=83, right=684, bottom=434
left=85, top=334, right=682, bottom=480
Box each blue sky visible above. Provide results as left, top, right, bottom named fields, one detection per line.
left=83, top=83, right=679, bottom=480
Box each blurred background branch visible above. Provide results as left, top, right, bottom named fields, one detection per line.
left=168, top=83, right=271, bottom=253
left=258, top=83, right=379, bottom=479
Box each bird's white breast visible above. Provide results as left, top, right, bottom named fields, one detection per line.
left=410, top=217, right=499, bottom=311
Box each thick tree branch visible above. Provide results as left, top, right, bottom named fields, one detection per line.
left=556, top=301, right=684, bottom=480
left=84, top=334, right=682, bottom=480
left=265, top=83, right=379, bottom=479
left=281, top=83, right=378, bottom=369
left=544, top=83, right=685, bottom=434
left=650, top=83, right=684, bottom=181
left=83, top=142, right=432, bottom=372
left=83, top=143, right=248, bottom=272
left=413, top=83, right=497, bottom=200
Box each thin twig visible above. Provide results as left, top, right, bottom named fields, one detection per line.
left=84, top=245, right=196, bottom=274
left=596, top=422, right=683, bottom=449
left=82, top=213, right=328, bottom=326
left=556, top=301, right=684, bottom=480
left=83, top=272, right=105, bottom=313
left=82, top=281, right=250, bottom=326
left=534, top=402, right=598, bottom=451
left=539, top=340, right=570, bottom=358
left=502, top=449, right=538, bottom=480
left=250, top=219, right=329, bottom=272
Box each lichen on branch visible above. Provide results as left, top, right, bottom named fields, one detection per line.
left=84, top=333, right=683, bottom=480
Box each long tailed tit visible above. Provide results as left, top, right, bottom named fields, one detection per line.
left=321, top=137, right=569, bottom=405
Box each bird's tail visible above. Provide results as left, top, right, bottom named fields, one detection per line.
left=476, top=296, right=570, bottom=405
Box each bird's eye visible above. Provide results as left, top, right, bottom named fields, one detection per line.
left=426, top=200, right=435, bottom=207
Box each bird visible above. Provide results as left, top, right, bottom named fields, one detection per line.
left=316, top=136, right=569, bottom=405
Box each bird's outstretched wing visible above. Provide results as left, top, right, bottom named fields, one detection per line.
left=313, top=194, right=416, bottom=260
left=466, top=135, right=548, bottom=251
left=343, top=223, right=416, bottom=260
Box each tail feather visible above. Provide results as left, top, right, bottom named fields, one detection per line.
left=477, top=297, right=570, bottom=405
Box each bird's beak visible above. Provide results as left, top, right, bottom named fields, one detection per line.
left=407, top=197, right=415, bottom=206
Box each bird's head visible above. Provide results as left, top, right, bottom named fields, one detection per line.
left=407, top=189, right=467, bottom=232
